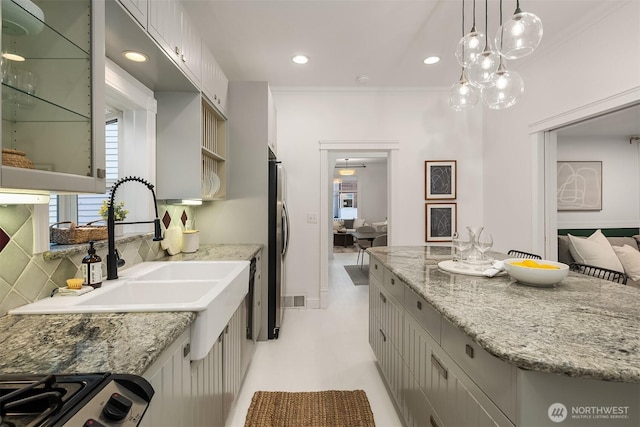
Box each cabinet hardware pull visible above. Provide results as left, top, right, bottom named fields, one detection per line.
left=183, top=343, right=191, bottom=358
left=430, top=415, right=440, bottom=427
left=465, top=344, right=475, bottom=358
left=379, top=329, right=386, bottom=342
left=374, top=264, right=378, bottom=270
left=417, top=300, right=422, bottom=310
left=97, top=168, right=106, bottom=179
left=225, top=325, right=229, bottom=334
left=431, top=355, right=448, bottom=380
left=391, top=278, right=395, bottom=285
left=379, top=292, right=386, bottom=303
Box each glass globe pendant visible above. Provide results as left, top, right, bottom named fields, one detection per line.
left=495, top=0, right=543, bottom=59
left=449, top=70, right=479, bottom=111
left=454, top=0, right=484, bottom=67
left=455, top=27, right=485, bottom=67
left=481, top=60, right=524, bottom=109
left=467, top=0, right=499, bottom=88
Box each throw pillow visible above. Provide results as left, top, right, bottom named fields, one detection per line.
left=613, top=245, right=640, bottom=281
left=353, top=218, right=365, bottom=228
left=567, top=230, right=624, bottom=272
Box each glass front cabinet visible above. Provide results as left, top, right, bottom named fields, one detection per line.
left=0, top=0, right=105, bottom=193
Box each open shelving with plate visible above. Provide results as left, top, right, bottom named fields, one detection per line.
left=156, top=92, right=227, bottom=202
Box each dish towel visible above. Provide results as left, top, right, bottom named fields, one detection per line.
left=483, top=260, right=505, bottom=277
left=56, top=286, right=94, bottom=296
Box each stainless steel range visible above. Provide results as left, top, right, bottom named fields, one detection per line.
left=0, top=373, right=153, bottom=427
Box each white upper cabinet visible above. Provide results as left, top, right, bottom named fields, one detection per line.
left=0, top=0, right=105, bottom=193
left=147, top=0, right=201, bottom=87
left=202, top=45, right=228, bottom=117
left=178, top=4, right=201, bottom=85
left=117, top=0, right=148, bottom=29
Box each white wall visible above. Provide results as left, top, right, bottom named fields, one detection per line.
left=357, top=161, right=388, bottom=224
left=483, top=1, right=640, bottom=255
left=273, top=89, right=483, bottom=306
left=557, top=136, right=640, bottom=229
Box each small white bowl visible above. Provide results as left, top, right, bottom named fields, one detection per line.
left=503, top=258, right=569, bottom=287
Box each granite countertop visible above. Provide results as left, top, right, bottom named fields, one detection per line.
left=0, top=244, right=262, bottom=376
left=368, top=245, right=640, bottom=383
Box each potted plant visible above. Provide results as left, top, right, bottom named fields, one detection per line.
left=99, top=200, right=128, bottom=236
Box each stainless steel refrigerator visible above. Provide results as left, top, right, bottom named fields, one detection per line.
left=268, top=155, right=289, bottom=339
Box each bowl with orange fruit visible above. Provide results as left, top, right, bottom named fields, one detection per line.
left=503, top=258, right=569, bottom=287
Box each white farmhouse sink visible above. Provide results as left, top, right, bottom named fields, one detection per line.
left=10, top=261, right=250, bottom=361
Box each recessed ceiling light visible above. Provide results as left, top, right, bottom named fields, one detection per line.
left=2, top=52, right=25, bottom=62
left=292, top=54, right=309, bottom=64
left=423, top=56, right=440, bottom=65
left=123, top=50, right=148, bottom=62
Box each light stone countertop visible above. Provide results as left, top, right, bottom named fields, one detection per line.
left=0, top=244, right=262, bottom=376
left=367, top=245, right=640, bottom=383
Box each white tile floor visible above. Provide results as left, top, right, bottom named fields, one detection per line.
left=226, top=252, right=402, bottom=426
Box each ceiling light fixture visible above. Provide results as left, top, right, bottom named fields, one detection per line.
left=292, top=54, right=309, bottom=64
left=123, top=50, right=148, bottom=62
left=423, top=56, right=440, bottom=65
left=467, top=0, right=499, bottom=89
left=449, top=0, right=479, bottom=111
left=495, top=0, right=543, bottom=60
left=336, top=159, right=357, bottom=176
left=455, top=0, right=484, bottom=67
left=449, top=0, right=540, bottom=111
left=482, top=0, right=524, bottom=109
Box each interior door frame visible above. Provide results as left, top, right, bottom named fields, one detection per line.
left=319, top=140, right=399, bottom=308
left=530, top=87, right=640, bottom=259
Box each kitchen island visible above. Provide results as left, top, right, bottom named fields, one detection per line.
left=368, top=245, right=640, bottom=427
left=0, top=244, right=261, bottom=375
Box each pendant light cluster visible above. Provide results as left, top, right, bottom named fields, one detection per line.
left=449, top=0, right=543, bottom=111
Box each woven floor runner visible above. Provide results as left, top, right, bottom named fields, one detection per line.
left=244, top=390, right=376, bottom=427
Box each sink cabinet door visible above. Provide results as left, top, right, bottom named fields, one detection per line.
left=191, top=332, right=224, bottom=427
left=141, top=329, right=192, bottom=426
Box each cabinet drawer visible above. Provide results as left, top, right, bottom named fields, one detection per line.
left=441, top=319, right=516, bottom=422
left=404, top=288, right=441, bottom=344
left=370, top=257, right=383, bottom=282
left=383, top=270, right=405, bottom=303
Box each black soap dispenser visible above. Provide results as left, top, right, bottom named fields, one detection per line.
left=82, top=241, right=103, bottom=288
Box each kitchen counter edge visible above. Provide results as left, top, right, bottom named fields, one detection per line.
left=0, top=244, right=263, bottom=376
left=368, top=245, right=640, bottom=383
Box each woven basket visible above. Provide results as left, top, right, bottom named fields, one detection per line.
left=50, top=220, right=107, bottom=245
left=2, top=148, right=34, bottom=169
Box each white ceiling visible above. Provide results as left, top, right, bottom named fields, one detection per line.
left=183, top=0, right=623, bottom=88
left=556, top=105, right=640, bottom=138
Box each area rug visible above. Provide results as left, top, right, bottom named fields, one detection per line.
left=244, top=390, right=375, bottom=427
left=344, top=265, right=369, bottom=285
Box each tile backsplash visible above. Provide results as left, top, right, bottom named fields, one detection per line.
left=0, top=204, right=196, bottom=317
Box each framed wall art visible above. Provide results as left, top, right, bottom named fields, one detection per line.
left=425, top=160, right=457, bottom=200
left=557, top=161, right=602, bottom=211
left=425, top=202, right=457, bottom=242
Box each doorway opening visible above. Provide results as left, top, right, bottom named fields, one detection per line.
left=319, top=140, right=399, bottom=308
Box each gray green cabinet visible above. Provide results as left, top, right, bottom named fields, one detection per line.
left=0, top=0, right=105, bottom=193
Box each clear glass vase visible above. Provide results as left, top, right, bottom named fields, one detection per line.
left=465, top=226, right=484, bottom=265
